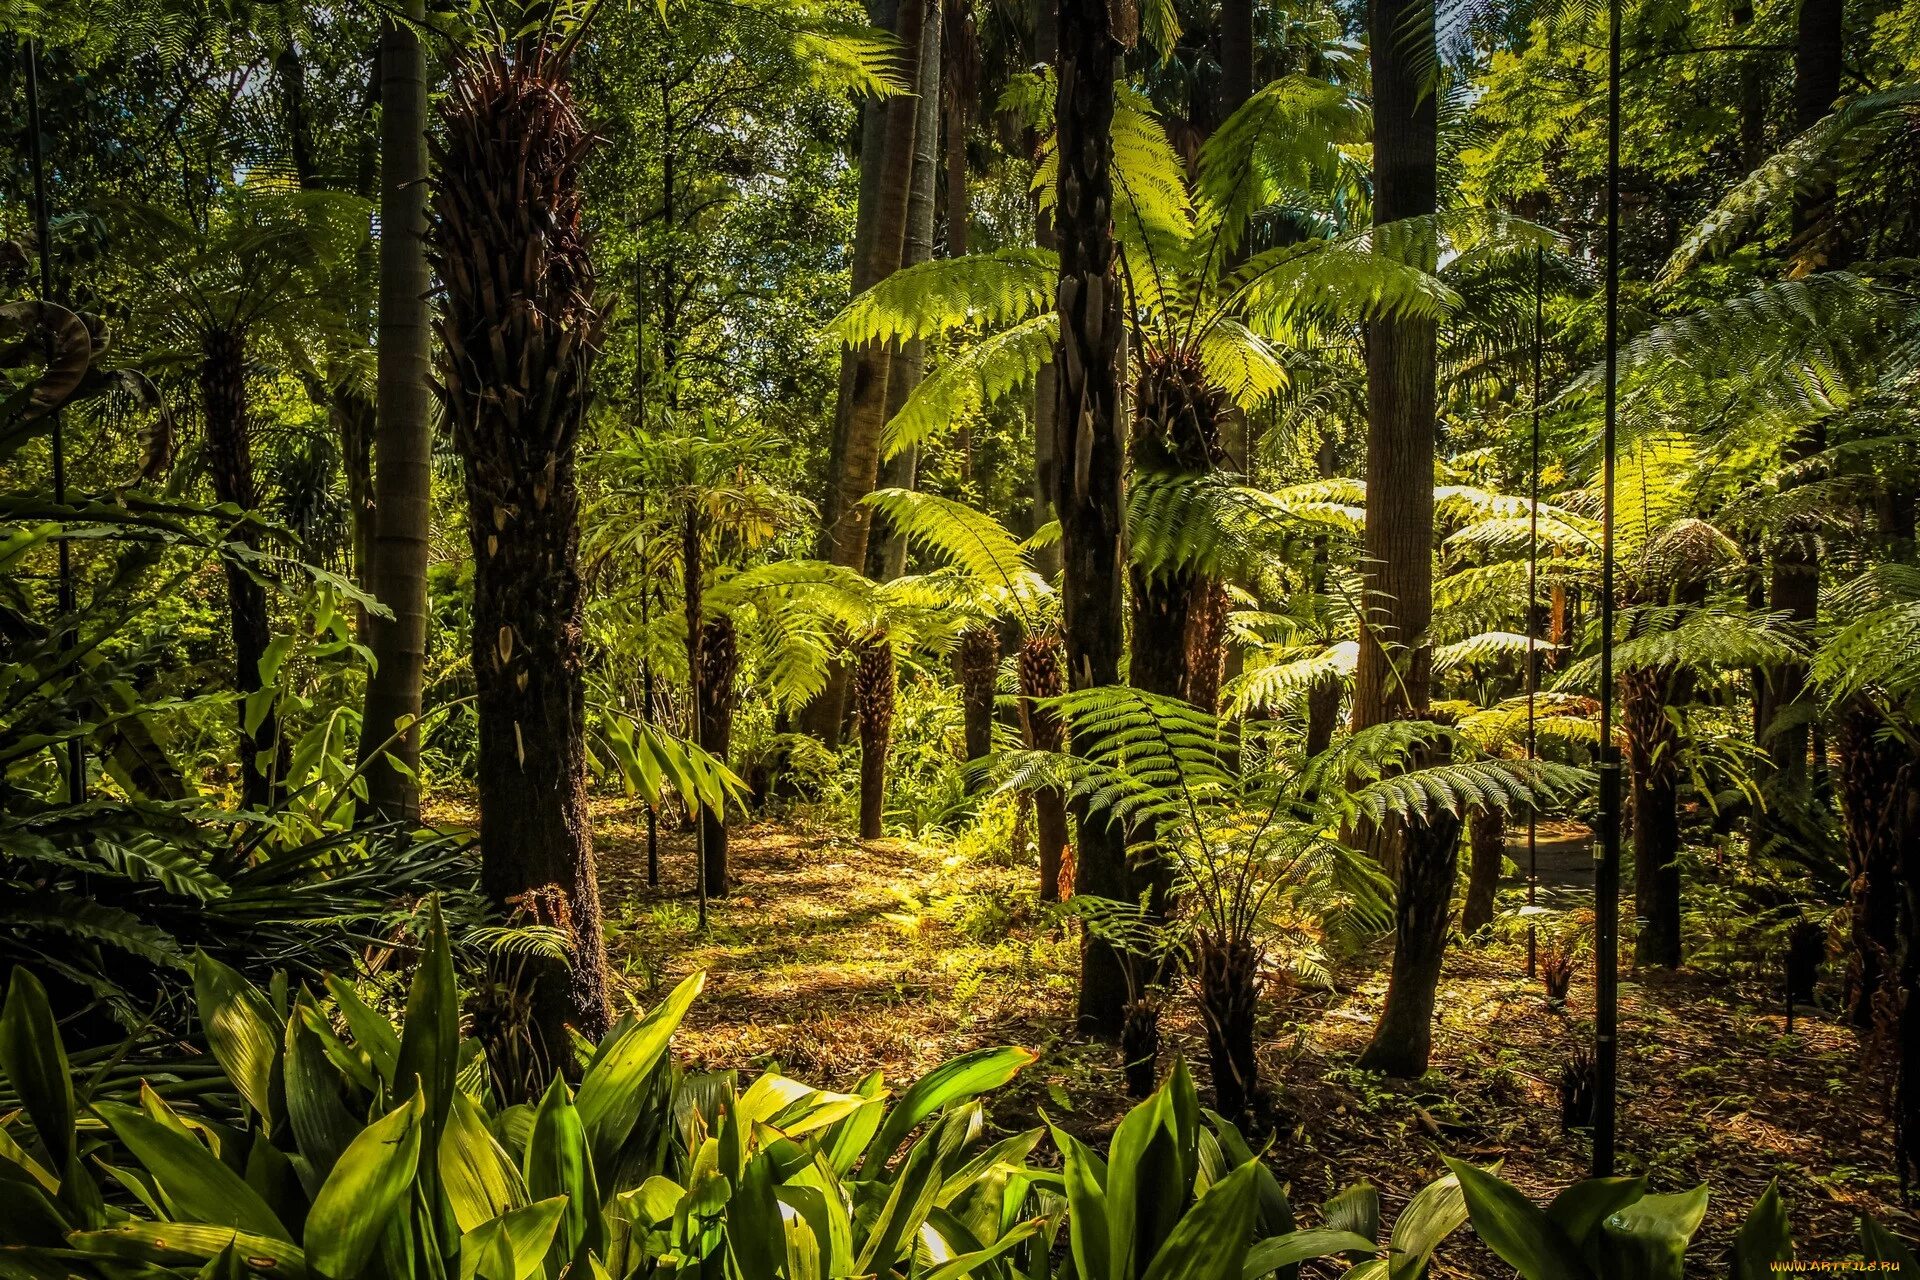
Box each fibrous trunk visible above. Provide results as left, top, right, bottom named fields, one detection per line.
left=1624, top=665, right=1686, bottom=968
left=1196, top=930, right=1262, bottom=1120
left=1460, top=805, right=1505, bottom=936
left=357, top=0, right=434, bottom=823
left=956, top=624, right=999, bottom=763
left=433, top=41, right=611, bottom=1086
left=698, top=616, right=739, bottom=896
left=1835, top=700, right=1906, bottom=1026
left=855, top=636, right=895, bottom=840
left=1055, top=0, right=1131, bottom=1036
left=1018, top=628, right=1070, bottom=901
left=1357, top=780, right=1463, bottom=1076
left=201, top=327, right=279, bottom=810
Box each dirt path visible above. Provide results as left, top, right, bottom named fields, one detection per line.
left=593, top=806, right=1915, bottom=1272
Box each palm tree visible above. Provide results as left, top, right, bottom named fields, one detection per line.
left=432, top=28, right=611, bottom=1083
left=358, top=0, right=435, bottom=823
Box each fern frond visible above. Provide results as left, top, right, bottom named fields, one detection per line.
left=881, top=315, right=1058, bottom=459
left=825, top=249, right=1057, bottom=348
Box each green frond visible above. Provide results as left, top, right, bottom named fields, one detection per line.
left=1224, top=641, right=1357, bottom=717
left=1556, top=606, right=1805, bottom=692
left=1232, top=239, right=1458, bottom=334
left=1193, top=75, right=1363, bottom=258
left=1432, top=630, right=1556, bottom=675
left=1198, top=319, right=1291, bottom=410
left=825, top=249, right=1057, bottom=349
left=881, top=315, right=1058, bottom=460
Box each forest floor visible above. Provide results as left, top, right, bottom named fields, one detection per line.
left=592, top=804, right=1914, bottom=1273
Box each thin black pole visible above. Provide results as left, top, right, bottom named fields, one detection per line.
left=1526, top=247, right=1543, bottom=981
left=25, top=40, right=85, bottom=806
left=1593, top=0, right=1625, bottom=1178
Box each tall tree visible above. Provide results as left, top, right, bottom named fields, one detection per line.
left=433, top=33, right=613, bottom=1085
left=1757, top=0, right=1844, bottom=797
left=357, top=0, right=435, bottom=823
left=1353, top=0, right=1459, bottom=1077
left=1054, top=0, right=1131, bottom=1036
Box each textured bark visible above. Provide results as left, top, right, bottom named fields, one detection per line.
left=855, top=637, right=896, bottom=839
left=1056, top=0, right=1132, bottom=1035
left=1028, top=0, right=1062, bottom=581
left=1624, top=664, right=1688, bottom=968
left=358, top=1, right=435, bottom=823
left=1196, top=930, right=1261, bottom=1120
left=1835, top=702, right=1907, bottom=1026
left=698, top=617, right=738, bottom=895
left=956, top=625, right=999, bottom=762
left=433, top=44, right=611, bottom=1082
left=201, top=328, right=279, bottom=810
left=1019, top=629, right=1071, bottom=902
left=1460, top=806, right=1505, bottom=936
left=1353, top=0, right=1451, bottom=1076
left=1357, top=782, right=1463, bottom=1076
left=1304, top=676, right=1342, bottom=759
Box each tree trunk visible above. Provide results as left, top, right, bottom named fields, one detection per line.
left=805, top=0, right=930, bottom=745
left=1027, top=0, right=1062, bottom=583
left=1056, top=0, right=1132, bottom=1036
left=1759, top=0, right=1845, bottom=794
left=1460, top=805, right=1504, bottom=935
left=1353, top=0, right=1449, bottom=1076
left=1624, top=666, right=1686, bottom=968
left=1835, top=701, right=1906, bottom=1025
left=1195, top=930, right=1261, bottom=1121
left=956, top=625, right=999, bottom=762
left=358, top=2, right=435, bottom=823
left=698, top=616, right=738, bottom=895
left=201, top=327, right=279, bottom=810
left=1019, top=629, right=1070, bottom=901
left=1357, top=789, right=1463, bottom=1076
left=855, top=636, right=895, bottom=839
left=433, top=43, right=612, bottom=1084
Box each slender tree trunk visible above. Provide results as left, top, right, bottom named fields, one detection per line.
left=358, top=2, right=435, bottom=823
left=1056, top=0, right=1132, bottom=1035
left=874, top=8, right=942, bottom=581
left=1028, top=0, right=1062, bottom=581
left=1353, top=0, right=1450, bottom=1076
left=1759, top=0, right=1845, bottom=793
left=201, top=328, right=279, bottom=810
left=1624, top=665, right=1687, bottom=968
left=805, top=0, right=930, bottom=744
left=1460, top=805, right=1504, bottom=935
left=434, top=44, right=611, bottom=1085
left=855, top=636, right=896, bottom=839
left=1835, top=701, right=1904, bottom=1025
left=1019, top=628, right=1070, bottom=901
left=698, top=616, right=738, bottom=895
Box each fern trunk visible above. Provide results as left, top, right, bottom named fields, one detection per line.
left=433, top=41, right=612, bottom=1080
left=855, top=636, right=895, bottom=840
left=1624, top=664, right=1687, bottom=968
left=1460, top=805, right=1504, bottom=936
left=956, top=624, right=999, bottom=762
left=200, top=326, right=279, bottom=810
left=1835, top=699, right=1907, bottom=1026
left=358, top=0, right=434, bottom=823
left=1019, top=629, right=1070, bottom=902
left=1357, top=770, right=1462, bottom=1077
left=698, top=617, right=738, bottom=896
left=1056, top=0, right=1132, bottom=1036
left=1196, top=930, right=1261, bottom=1121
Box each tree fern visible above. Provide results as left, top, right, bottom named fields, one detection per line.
left=823, top=248, right=1057, bottom=349
left=878, top=315, right=1057, bottom=459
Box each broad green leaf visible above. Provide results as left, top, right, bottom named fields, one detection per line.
left=1243, top=1229, right=1378, bottom=1277
left=394, top=900, right=458, bottom=1143
left=194, top=951, right=285, bottom=1129
left=1322, top=1182, right=1380, bottom=1248
left=1047, top=1121, right=1110, bottom=1280
left=785, top=1157, right=856, bottom=1277
left=1108, top=1088, right=1187, bottom=1280
left=1387, top=1171, right=1468, bottom=1279
left=458, top=1196, right=569, bottom=1280
left=0, top=969, right=74, bottom=1176
left=1730, top=1180, right=1792, bottom=1279
left=576, top=971, right=703, bottom=1172
left=283, top=1000, right=360, bottom=1191
left=323, top=974, right=400, bottom=1084
left=1596, top=1185, right=1708, bottom=1280
left=1543, top=1177, right=1647, bottom=1249
left=858, top=1046, right=1035, bottom=1177
left=527, top=1074, right=600, bottom=1266
left=728, top=1150, right=785, bottom=1280
left=94, top=1102, right=290, bottom=1241
left=924, top=1218, right=1044, bottom=1280
left=854, top=1131, right=944, bottom=1276
left=441, top=1092, right=525, bottom=1233
left=303, top=1092, right=425, bottom=1279
left=70, top=1222, right=310, bottom=1277
left=1858, top=1213, right=1920, bottom=1270
left=1443, top=1158, right=1592, bottom=1280
left=1139, top=1159, right=1263, bottom=1280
